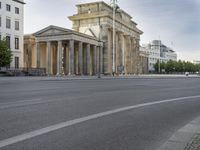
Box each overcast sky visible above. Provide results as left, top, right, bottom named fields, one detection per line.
left=24, top=0, right=200, bottom=61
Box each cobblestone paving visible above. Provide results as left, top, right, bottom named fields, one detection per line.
left=184, top=134, right=200, bottom=150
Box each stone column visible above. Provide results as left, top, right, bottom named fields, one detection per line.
left=93, top=45, right=97, bottom=75
left=136, top=39, right=140, bottom=75
left=35, top=42, right=40, bottom=68
left=108, top=29, right=112, bottom=74
left=128, top=36, right=132, bottom=74
left=121, top=34, right=125, bottom=73
left=69, top=40, right=74, bottom=75
left=63, top=44, right=67, bottom=75
left=116, top=32, right=119, bottom=73
left=46, top=41, right=51, bottom=75
left=86, top=43, right=91, bottom=75
left=28, top=44, right=32, bottom=68
left=97, top=46, right=100, bottom=75
left=78, top=41, right=83, bottom=75
left=100, top=46, right=103, bottom=74
left=65, top=44, right=69, bottom=75
left=124, top=35, right=128, bottom=74
left=57, top=41, right=62, bottom=76
left=130, top=38, right=134, bottom=74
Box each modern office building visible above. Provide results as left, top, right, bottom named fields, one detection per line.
left=192, top=60, right=200, bottom=64
left=0, top=0, right=25, bottom=69
left=140, top=40, right=177, bottom=72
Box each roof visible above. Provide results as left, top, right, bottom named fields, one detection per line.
left=76, top=1, right=133, bottom=19
left=12, top=0, right=26, bottom=4
left=33, top=25, right=99, bottom=41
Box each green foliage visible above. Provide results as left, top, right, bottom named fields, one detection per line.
left=165, top=60, right=175, bottom=73
left=153, top=59, right=200, bottom=73
left=154, top=60, right=159, bottom=72
left=0, top=39, right=12, bottom=68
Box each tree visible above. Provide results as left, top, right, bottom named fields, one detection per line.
left=154, top=60, right=159, bottom=73
left=165, top=60, right=175, bottom=73
left=153, top=60, right=166, bottom=73
left=0, top=39, right=12, bottom=70
left=176, top=60, right=183, bottom=73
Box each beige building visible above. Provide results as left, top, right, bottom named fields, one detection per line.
left=24, top=1, right=147, bottom=76
left=138, top=51, right=149, bottom=74
left=24, top=26, right=103, bottom=76
left=69, top=1, right=143, bottom=75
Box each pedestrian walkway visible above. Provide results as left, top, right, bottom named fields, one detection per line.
left=185, top=133, right=200, bottom=150
left=0, top=74, right=199, bottom=82
left=159, top=116, right=200, bottom=150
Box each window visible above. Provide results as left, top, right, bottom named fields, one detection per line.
left=6, top=36, right=10, bottom=49
left=15, top=21, right=19, bottom=30
left=6, top=18, right=11, bottom=29
left=15, top=57, right=19, bottom=69
left=0, top=16, right=1, bottom=27
left=15, top=37, right=19, bottom=49
left=0, top=2, right=1, bottom=9
left=15, top=7, right=19, bottom=14
left=6, top=4, right=11, bottom=12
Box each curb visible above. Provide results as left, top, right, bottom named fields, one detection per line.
left=159, top=116, right=200, bottom=150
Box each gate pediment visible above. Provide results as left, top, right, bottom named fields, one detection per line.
left=34, top=25, right=72, bottom=37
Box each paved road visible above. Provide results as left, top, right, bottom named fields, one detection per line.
left=0, top=77, right=200, bottom=150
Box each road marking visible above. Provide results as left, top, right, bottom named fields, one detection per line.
left=0, top=95, right=200, bottom=148
left=0, top=99, right=44, bottom=109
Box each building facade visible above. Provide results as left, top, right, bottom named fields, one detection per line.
left=69, top=1, right=143, bottom=75
left=138, top=51, right=149, bottom=74
left=140, top=40, right=177, bottom=72
left=24, top=26, right=103, bottom=76
left=0, top=0, right=25, bottom=69
left=192, top=60, right=200, bottom=64
left=24, top=1, right=147, bottom=76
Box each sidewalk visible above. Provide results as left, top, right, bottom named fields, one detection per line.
left=159, top=116, right=200, bottom=150
left=0, top=74, right=199, bottom=82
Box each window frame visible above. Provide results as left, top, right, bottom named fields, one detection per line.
left=6, top=35, right=11, bottom=49
left=15, top=20, right=19, bottom=30
left=6, top=4, right=11, bottom=12
left=15, top=37, right=19, bottom=50
left=15, top=56, right=19, bottom=69
left=15, top=7, right=19, bottom=14
left=6, top=17, right=11, bottom=29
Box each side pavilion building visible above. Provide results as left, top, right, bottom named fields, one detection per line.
left=24, top=25, right=103, bottom=76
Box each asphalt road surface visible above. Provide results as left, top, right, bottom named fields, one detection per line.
left=0, top=77, right=200, bottom=150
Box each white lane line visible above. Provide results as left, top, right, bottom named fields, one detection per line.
left=0, top=95, right=200, bottom=148
left=0, top=99, right=44, bottom=109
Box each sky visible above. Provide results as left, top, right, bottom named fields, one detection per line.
left=24, top=0, right=200, bottom=61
